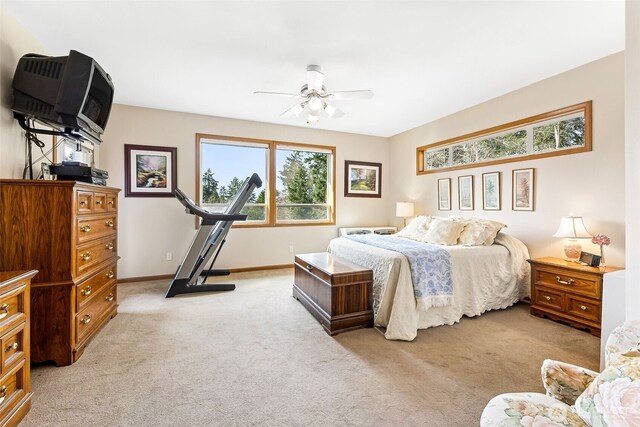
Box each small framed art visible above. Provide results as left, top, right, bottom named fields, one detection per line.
left=482, top=172, right=501, bottom=210
left=124, top=144, right=177, bottom=197
left=438, top=178, right=451, bottom=210
left=344, top=160, right=382, bottom=198
left=512, top=168, right=535, bottom=211
left=458, top=175, right=474, bottom=210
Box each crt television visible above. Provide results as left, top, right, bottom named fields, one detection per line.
left=12, top=50, right=114, bottom=144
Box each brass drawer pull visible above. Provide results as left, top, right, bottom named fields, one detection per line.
left=108, top=200, right=114, bottom=205
left=555, top=276, right=575, bottom=286
left=0, top=304, right=9, bottom=319
left=80, top=200, right=87, bottom=206
left=81, top=286, right=92, bottom=296
left=80, top=252, right=92, bottom=261
left=105, top=293, right=114, bottom=302
left=105, top=220, right=114, bottom=227
left=80, top=314, right=92, bottom=325
left=80, top=224, right=92, bottom=232
left=0, top=385, right=8, bottom=404
left=106, top=271, right=115, bottom=279
left=105, top=243, right=114, bottom=251
left=5, top=342, right=18, bottom=353
left=96, top=200, right=103, bottom=205
left=544, top=296, right=552, bottom=301
left=579, top=305, right=589, bottom=311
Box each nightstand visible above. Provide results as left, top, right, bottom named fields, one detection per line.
left=528, top=257, right=622, bottom=337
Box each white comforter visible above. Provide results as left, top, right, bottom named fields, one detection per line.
left=327, top=233, right=530, bottom=341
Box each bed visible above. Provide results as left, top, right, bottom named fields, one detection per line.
left=327, top=232, right=530, bottom=341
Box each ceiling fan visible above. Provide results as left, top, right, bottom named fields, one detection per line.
left=254, top=65, right=373, bottom=124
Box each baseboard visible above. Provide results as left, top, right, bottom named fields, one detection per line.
left=118, top=263, right=294, bottom=283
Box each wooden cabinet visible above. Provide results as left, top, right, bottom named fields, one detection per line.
left=528, top=257, right=622, bottom=337
left=0, top=180, right=120, bottom=366
left=0, top=270, right=36, bottom=426
left=293, top=253, right=373, bottom=335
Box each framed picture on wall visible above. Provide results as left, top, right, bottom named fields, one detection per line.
left=458, top=175, right=474, bottom=210
left=512, top=168, right=535, bottom=211
left=438, top=178, right=451, bottom=210
left=344, top=160, right=382, bottom=198
left=482, top=172, right=501, bottom=210
left=124, top=144, right=177, bottom=197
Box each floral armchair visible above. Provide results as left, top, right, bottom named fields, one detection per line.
left=481, top=320, right=640, bottom=427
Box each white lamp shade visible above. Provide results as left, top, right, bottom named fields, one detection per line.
left=552, top=216, right=592, bottom=239
left=396, top=202, right=414, bottom=218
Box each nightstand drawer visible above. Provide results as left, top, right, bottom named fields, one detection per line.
left=536, top=269, right=600, bottom=298
left=532, top=287, right=564, bottom=312
left=566, top=296, right=601, bottom=323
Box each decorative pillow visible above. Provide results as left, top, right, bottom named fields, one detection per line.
left=396, top=216, right=432, bottom=241
left=478, top=219, right=508, bottom=246
left=458, top=221, right=494, bottom=246
left=424, top=218, right=465, bottom=245
left=574, top=350, right=640, bottom=427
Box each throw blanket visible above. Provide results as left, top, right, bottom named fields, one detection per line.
left=343, top=235, right=453, bottom=310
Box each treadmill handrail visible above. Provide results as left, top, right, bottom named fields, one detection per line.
left=174, top=188, right=248, bottom=223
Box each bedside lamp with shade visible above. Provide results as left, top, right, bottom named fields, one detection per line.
left=553, top=216, right=592, bottom=262
left=396, top=202, right=414, bottom=227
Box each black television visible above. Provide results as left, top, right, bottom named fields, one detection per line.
left=12, top=50, right=114, bottom=145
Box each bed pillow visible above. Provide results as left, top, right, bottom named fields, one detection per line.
left=396, top=216, right=432, bottom=241
left=424, top=218, right=466, bottom=245
left=478, top=219, right=507, bottom=245
left=458, top=221, right=495, bottom=246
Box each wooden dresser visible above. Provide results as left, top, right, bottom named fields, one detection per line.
left=293, top=253, right=373, bottom=335
left=0, top=270, right=36, bottom=426
left=528, top=257, right=622, bottom=337
left=0, top=180, right=120, bottom=366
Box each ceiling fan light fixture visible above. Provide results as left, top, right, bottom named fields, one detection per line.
left=307, top=113, right=319, bottom=124
left=323, top=103, right=336, bottom=117
left=308, top=96, right=322, bottom=112
left=291, top=103, right=304, bottom=117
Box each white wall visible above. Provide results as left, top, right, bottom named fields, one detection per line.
left=388, top=53, right=626, bottom=267
left=100, top=105, right=390, bottom=278
left=0, top=6, right=52, bottom=178
left=625, top=0, right=640, bottom=321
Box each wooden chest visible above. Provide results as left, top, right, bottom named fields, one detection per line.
left=293, top=253, right=373, bottom=335
left=528, top=257, right=622, bottom=337
left=0, top=180, right=119, bottom=366
left=0, top=270, right=36, bottom=426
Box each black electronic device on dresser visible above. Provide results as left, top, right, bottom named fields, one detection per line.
left=49, top=162, right=109, bottom=185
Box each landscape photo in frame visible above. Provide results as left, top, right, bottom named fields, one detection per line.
left=512, top=168, right=535, bottom=211
left=438, top=178, right=451, bottom=210
left=482, top=172, right=501, bottom=210
left=458, top=175, right=474, bottom=210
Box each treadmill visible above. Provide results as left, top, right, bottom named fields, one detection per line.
left=165, top=173, right=262, bottom=298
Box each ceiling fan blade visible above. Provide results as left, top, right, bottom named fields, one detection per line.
left=325, top=90, right=374, bottom=101
left=254, top=91, right=303, bottom=98
left=280, top=101, right=307, bottom=118
left=306, top=65, right=324, bottom=93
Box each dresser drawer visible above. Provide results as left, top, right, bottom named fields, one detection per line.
left=75, top=237, right=117, bottom=277
left=75, top=284, right=117, bottom=344
left=77, top=215, right=117, bottom=244
left=76, top=262, right=117, bottom=311
left=566, top=296, right=601, bottom=323
left=536, top=269, right=600, bottom=299
left=106, top=193, right=117, bottom=212
left=532, top=286, right=564, bottom=312
left=93, top=192, right=108, bottom=214
left=0, top=324, right=25, bottom=376
left=0, top=285, right=26, bottom=335
left=0, top=360, right=27, bottom=423
left=76, top=191, right=94, bottom=214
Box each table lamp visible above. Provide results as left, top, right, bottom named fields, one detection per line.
left=396, top=202, right=414, bottom=227
left=552, top=216, right=592, bottom=262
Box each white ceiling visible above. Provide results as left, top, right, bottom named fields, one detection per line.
left=3, top=1, right=625, bottom=137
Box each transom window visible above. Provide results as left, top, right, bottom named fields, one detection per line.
left=197, top=134, right=335, bottom=227
left=417, top=102, right=591, bottom=174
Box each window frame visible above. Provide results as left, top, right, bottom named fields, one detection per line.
left=196, top=133, right=336, bottom=228
left=416, top=101, right=592, bottom=175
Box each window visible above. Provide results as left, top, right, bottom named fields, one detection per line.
left=416, top=102, right=591, bottom=174
left=197, top=134, right=335, bottom=226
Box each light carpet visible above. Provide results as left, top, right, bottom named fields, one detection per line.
left=23, top=269, right=600, bottom=426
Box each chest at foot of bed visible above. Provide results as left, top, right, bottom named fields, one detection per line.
left=293, top=253, right=373, bottom=335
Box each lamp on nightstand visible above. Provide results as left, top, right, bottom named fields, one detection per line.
left=553, top=216, right=592, bottom=262
left=396, top=202, right=414, bottom=227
